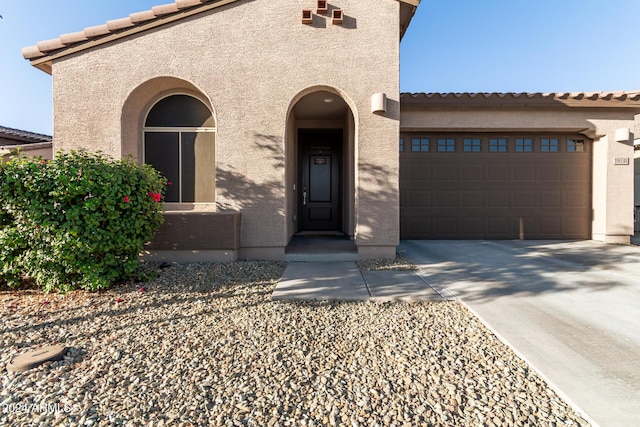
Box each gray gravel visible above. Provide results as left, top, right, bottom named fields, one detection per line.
left=1, top=261, right=589, bottom=426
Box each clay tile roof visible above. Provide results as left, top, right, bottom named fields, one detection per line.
left=106, top=17, right=135, bottom=32
left=60, top=31, right=89, bottom=45
left=0, top=126, right=53, bottom=144
left=83, top=24, right=111, bottom=38
left=23, top=0, right=420, bottom=73
left=400, top=91, right=640, bottom=106
left=21, top=0, right=248, bottom=68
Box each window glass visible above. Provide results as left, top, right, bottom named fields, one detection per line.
left=411, top=138, right=429, bottom=152
left=144, top=95, right=215, bottom=203
left=567, top=139, right=585, bottom=152
left=144, top=132, right=181, bottom=202
left=463, top=138, right=481, bottom=152
left=515, top=138, right=533, bottom=152
left=541, top=138, right=559, bottom=152
left=489, top=138, right=507, bottom=152
left=438, top=138, right=456, bottom=152
left=145, top=95, right=214, bottom=127
left=399, top=138, right=404, bottom=152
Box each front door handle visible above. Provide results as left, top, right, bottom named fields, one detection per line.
left=303, top=189, right=307, bottom=206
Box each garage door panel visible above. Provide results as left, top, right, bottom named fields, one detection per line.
left=461, top=164, right=484, bottom=180
left=400, top=133, right=591, bottom=239
left=435, top=191, right=457, bottom=207
left=513, top=191, right=535, bottom=208
left=487, top=191, right=509, bottom=208
left=434, top=217, right=457, bottom=235
left=513, top=164, right=536, bottom=181
left=565, top=192, right=590, bottom=208
left=565, top=163, right=590, bottom=181
left=537, top=217, right=563, bottom=236
left=460, top=217, right=485, bottom=236
left=460, top=191, right=483, bottom=207
left=540, top=164, right=563, bottom=181
left=408, top=191, right=432, bottom=207
left=434, top=164, right=458, bottom=181
left=487, top=217, right=513, bottom=237
left=488, top=164, right=509, bottom=181
left=539, top=191, right=562, bottom=208
left=409, top=163, right=431, bottom=181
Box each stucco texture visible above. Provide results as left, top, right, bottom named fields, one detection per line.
left=50, top=0, right=401, bottom=254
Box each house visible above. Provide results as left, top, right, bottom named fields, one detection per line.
left=0, top=126, right=53, bottom=162
left=21, top=0, right=640, bottom=261
left=635, top=121, right=640, bottom=233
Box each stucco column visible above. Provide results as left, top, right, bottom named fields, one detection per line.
left=592, top=128, right=635, bottom=243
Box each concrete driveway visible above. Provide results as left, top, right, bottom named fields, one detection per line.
left=399, top=240, right=640, bottom=427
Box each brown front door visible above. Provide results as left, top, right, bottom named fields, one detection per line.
left=299, top=129, right=342, bottom=231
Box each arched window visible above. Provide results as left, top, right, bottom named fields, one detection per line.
left=143, top=95, right=215, bottom=203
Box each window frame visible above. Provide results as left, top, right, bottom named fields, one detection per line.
left=411, top=138, right=430, bottom=152
left=541, top=137, right=560, bottom=153
left=437, top=138, right=456, bottom=153
left=489, top=138, right=508, bottom=153
left=463, top=137, right=482, bottom=153
left=515, top=138, right=533, bottom=153
left=142, top=94, right=216, bottom=205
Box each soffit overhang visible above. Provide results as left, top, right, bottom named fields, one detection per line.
left=24, top=0, right=420, bottom=74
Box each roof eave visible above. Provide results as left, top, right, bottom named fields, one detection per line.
left=25, top=0, right=244, bottom=73
left=399, top=0, right=419, bottom=40
left=400, top=92, right=640, bottom=110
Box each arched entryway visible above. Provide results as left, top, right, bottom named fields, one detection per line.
left=285, top=88, right=357, bottom=250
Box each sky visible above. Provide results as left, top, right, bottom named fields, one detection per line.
left=1, top=0, right=639, bottom=136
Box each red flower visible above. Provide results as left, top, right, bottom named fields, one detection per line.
left=148, top=192, right=161, bottom=203
left=115, top=297, right=124, bottom=303
left=123, top=196, right=130, bottom=203
left=139, top=286, right=147, bottom=293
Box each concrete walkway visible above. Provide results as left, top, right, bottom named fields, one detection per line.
left=400, top=240, right=640, bottom=427
left=272, top=262, right=448, bottom=301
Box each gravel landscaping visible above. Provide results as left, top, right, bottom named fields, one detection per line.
left=1, top=261, right=589, bottom=426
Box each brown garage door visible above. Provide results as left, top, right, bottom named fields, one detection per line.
left=400, top=133, right=592, bottom=239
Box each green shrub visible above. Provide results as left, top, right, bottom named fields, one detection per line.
left=0, top=150, right=166, bottom=292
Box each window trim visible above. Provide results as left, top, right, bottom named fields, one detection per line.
left=142, top=93, right=216, bottom=205
left=541, top=137, right=560, bottom=153
left=489, top=138, right=508, bottom=153
left=437, top=137, right=456, bottom=153
left=463, top=137, right=482, bottom=153
left=411, top=137, right=430, bottom=152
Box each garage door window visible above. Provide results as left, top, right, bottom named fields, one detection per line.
left=463, top=138, right=481, bottom=152
left=412, top=138, right=430, bottom=152
left=541, top=138, right=559, bottom=152
left=567, top=139, right=585, bottom=152
left=438, top=138, right=456, bottom=152
left=489, top=138, right=507, bottom=152
left=515, top=138, right=533, bottom=152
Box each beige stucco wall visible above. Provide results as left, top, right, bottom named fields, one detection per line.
left=50, top=0, right=401, bottom=258
left=635, top=151, right=640, bottom=211
left=401, top=105, right=638, bottom=243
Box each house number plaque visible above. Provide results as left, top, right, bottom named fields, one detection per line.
left=314, top=157, right=327, bottom=165
left=614, top=157, right=629, bottom=165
